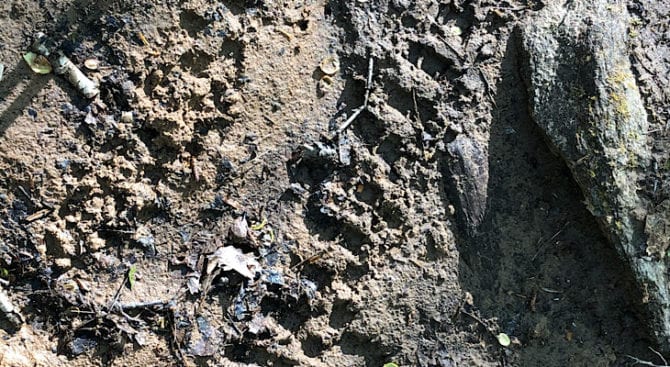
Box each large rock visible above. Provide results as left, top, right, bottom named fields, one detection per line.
left=520, top=0, right=670, bottom=350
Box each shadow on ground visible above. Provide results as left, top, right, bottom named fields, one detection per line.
left=454, top=30, right=654, bottom=366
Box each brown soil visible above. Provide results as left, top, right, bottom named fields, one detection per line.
left=0, top=0, right=667, bottom=366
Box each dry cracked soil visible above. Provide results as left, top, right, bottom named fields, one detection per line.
left=0, top=0, right=668, bottom=366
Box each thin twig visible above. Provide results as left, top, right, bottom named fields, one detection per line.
left=335, top=57, right=375, bottom=135
left=626, top=354, right=670, bottom=367
left=119, top=300, right=173, bottom=311
left=649, top=347, right=669, bottom=366
left=412, top=89, right=422, bottom=123
left=646, top=128, right=664, bottom=134
left=531, top=221, right=568, bottom=261
left=335, top=106, right=365, bottom=135
left=540, top=287, right=563, bottom=294
left=492, top=5, right=528, bottom=12
left=17, top=186, right=37, bottom=207
left=364, top=56, right=374, bottom=103
left=460, top=308, right=490, bottom=332
left=107, top=275, right=128, bottom=311
left=99, top=228, right=136, bottom=234
left=118, top=308, right=144, bottom=323
left=25, top=208, right=52, bottom=222
left=291, top=249, right=328, bottom=269
left=226, top=311, right=243, bottom=336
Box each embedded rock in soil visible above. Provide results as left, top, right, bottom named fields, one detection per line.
left=446, top=135, right=488, bottom=232
left=520, top=0, right=670, bottom=350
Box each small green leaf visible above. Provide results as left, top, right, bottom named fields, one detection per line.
left=128, top=265, right=137, bottom=290
left=23, top=52, right=52, bottom=74
left=383, top=363, right=399, bottom=367
left=497, top=332, right=511, bottom=347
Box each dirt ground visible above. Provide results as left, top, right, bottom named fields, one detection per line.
left=0, top=0, right=668, bottom=366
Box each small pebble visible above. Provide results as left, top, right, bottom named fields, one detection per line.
left=27, top=107, right=38, bottom=119
left=319, top=56, right=340, bottom=75
left=121, top=111, right=134, bottom=123
left=56, top=159, right=71, bottom=170
left=54, top=258, right=72, bottom=269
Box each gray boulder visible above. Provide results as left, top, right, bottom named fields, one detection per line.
left=520, top=0, right=670, bottom=350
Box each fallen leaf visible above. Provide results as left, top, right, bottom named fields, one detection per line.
left=208, top=246, right=260, bottom=279
left=23, top=52, right=52, bottom=74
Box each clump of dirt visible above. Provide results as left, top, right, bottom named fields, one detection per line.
left=0, top=0, right=667, bottom=366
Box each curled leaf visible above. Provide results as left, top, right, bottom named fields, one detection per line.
left=208, top=246, right=260, bottom=279
left=23, top=52, right=52, bottom=74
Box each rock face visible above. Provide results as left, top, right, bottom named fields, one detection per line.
left=520, top=0, right=670, bottom=350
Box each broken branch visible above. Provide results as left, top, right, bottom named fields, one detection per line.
left=31, top=33, right=100, bottom=98
left=335, top=57, right=375, bottom=135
